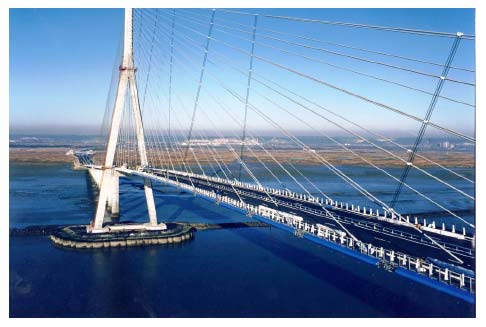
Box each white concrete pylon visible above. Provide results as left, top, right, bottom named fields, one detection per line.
left=90, top=8, right=164, bottom=232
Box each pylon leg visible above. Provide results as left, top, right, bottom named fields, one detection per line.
left=90, top=72, right=127, bottom=232
left=92, top=169, right=112, bottom=230
left=128, top=69, right=162, bottom=228
left=144, top=178, right=158, bottom=226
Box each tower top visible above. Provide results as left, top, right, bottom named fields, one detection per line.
left=122, top=8, right=134, bottom=69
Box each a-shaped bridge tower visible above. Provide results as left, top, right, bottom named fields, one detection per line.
left=88, top=8, right=165, bottom=233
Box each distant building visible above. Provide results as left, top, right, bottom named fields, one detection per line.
left=438, top=141, right=455, bottom=149
left=181, top=138, right=261, bottom=147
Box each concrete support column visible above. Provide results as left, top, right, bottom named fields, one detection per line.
left=107, top=176, right=113, bottom=210
left=110, top=171, right=119, bottom=217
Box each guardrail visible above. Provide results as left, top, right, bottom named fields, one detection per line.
left=255, top=205, right=475, bottom=294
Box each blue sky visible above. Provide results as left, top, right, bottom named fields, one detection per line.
left=10, top=9, right=124, bottom=133
left=9, top=8, right=475, bottom=136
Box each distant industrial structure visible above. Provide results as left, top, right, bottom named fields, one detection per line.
left=180, top=137, right=261, bottom=147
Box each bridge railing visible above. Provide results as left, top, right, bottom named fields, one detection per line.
left=253, top=205, right=475, bottom=294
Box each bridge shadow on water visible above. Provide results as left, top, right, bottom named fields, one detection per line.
left=215, top=226, right=474, bottom=317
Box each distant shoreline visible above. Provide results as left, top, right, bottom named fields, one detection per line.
left=10, top=147, right=75, bottom=164
left=9, top=147, right=475, bottom=168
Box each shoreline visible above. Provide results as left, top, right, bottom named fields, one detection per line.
left=10, top=147, right=475, bottom=168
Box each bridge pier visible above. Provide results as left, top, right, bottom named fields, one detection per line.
left=109, top=171, right=120, bottom=217
left=88, top=168, right=102, bottom=188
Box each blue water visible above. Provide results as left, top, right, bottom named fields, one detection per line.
left=9, top=162, right=475, bottom=317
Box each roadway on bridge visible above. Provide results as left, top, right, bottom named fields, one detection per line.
left=141, top=168, right=474, bottom=270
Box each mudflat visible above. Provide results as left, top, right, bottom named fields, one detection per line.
left=9, top=147, right=474, bottom=168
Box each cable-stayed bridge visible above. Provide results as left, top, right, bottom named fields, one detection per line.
left=69, top=8, right=475, bottom=303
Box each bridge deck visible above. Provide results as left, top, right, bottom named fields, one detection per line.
left=128, top=167, right=474, bottom=270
